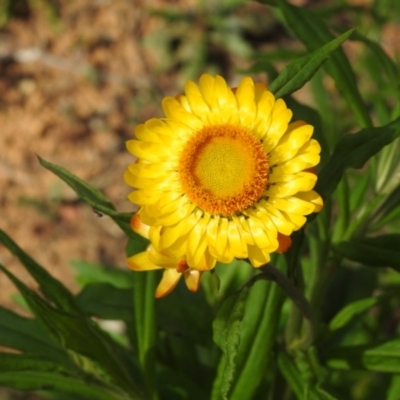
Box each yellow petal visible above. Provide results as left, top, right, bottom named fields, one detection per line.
left=127, top=251, right=161, bottom=271
left=262, top=99, right=292, bottom=151
left=235, top=77, right=257, bottom=129
left=215, top=75, right=238, bottom=124
left=296, top=190, right=324, bottom=213
left=155, top=202, right=197, bottom=226
left=232, top=215, right=255, bottom=245
left=134, top=122, right=176, bottom=146
left=214, top=217, right=229, bottom=256
left=266, top=169, right=318, bottom=198
left=160, top=211, right=202, bottom=249
left=155, top=269, right=182, bottom=298
left=183, top=270, right=202, bottom=292
left=126, top=140, right=171, bottom=162
left=280, top=210, right=307, bottom=230
left=184, top=80, right=212, bottom=121
left=247, top=217, right=277, bottom=251
left=206, top=215, right=220, bottom=248
left=147, top=246, right=178, bottom=268
left=254, top=82, right=268, bottom=102
left=162, top=97, right=204, bottom=130
left=128, top=162, right=175, bottom=179
left=253, top=91, right=274, bottom=139
left=247, top=245, right=271, bottom=268
left=268, top=123, right=313, bottom=165
left=228, top=220, right=248, bottom=259
left=258, top=201, right=295, bottom=236
left=198, top=74, right=217, bottom=110
left=271, top=196, right=316, bottom=215
left=130, top=213, right=150, bottom=239
left=127, top=189, right=160, bottom=205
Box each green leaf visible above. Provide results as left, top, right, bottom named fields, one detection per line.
left=275, top=0, right=372, bottom=128
left=387, top=375, right=400, bottom=400
left=0, top=229, right=80, bottom=313
left=213, top=285, right=250, bottom=400
left=70, top=260, right=133, bottom=289
left=38, top=156, right=116, bottom=212
left=269, top=28, right=354, bottom=98
left=76, top=283, right=133, bottom=320
left=0, top=353, right=122, bottom=400
left=38, top=156, right=143, bottom=242
left=0, top=264, right=142, bottom=399
left=316, top=117, right=400, bottom=199
left=326, top=337, right=400, bottom=373
left=329, top=296, right=382, bottom=332
left=335, top=234, right=400, bottom=272
left=278, top=350, right=338, bottom=400
left=0, top=306, right=69, bottom=363
left=370, top=184, right=400, bottom=229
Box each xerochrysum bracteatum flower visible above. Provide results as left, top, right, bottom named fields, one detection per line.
left=124, top=74, right=323, bottom=297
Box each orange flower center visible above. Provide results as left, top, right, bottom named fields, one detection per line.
left=179, top=124, right=268, bottom=216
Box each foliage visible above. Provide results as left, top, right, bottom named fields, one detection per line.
left=1, top=0, right=400, bottom=399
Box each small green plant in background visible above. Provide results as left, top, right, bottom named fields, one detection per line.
left=0, top=0, right=60, bottom=28
left=1, top=1, right=400, bottom=399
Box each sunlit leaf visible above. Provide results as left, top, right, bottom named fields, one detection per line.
left=274, top=0, right=372, bottom=128
left=38, top=157, right=142, bottom=242
left=270, top=29, right=354, bottom=98
left=329, top=296, right=383, bottom=332
left=316, top=117, right=400, bottom=199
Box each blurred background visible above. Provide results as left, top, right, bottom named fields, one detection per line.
left=0, top=0, right=399, bottom=397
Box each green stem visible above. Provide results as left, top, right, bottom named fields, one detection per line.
left=133, top=271, right=158, bottom=400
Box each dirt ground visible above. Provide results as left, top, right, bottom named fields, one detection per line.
left=0, top=0, right=279, bottom=312
left=0, top=0, right=399, bottom=398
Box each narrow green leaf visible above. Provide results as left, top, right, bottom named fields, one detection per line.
left=76, top=283, right=133, bottom=320
left=0, top=229, right=80, bottom=313
left=213, top=285, right=250, bottom=400
left=329, top=296, right=382, bottom=332
left=38, top=156, right=116, bottom=212
left=70, top=260, right=133, bottom=289
left=38, top=156, right=143, bottom=242
left=370, top=184, right=400, bottom=229
left=0, top=353, right=124, bottom=400
left=0, top=264, right=142, bottom=399
left=275, top=0, right=372, bottom=128
left=335, top=234, right=400, bottom=272
left=278, top=350, right=338, bottom=400
left=0, top=306, right=69, bottom=363
left=269, top=29, right=354, bottom=98
left=387, top=375, right=400, bottom=400
left=326, top=338, right=400, bottom=373
left=316, top=117, right=400, bottom=199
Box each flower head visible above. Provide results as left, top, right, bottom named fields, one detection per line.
left=125, top=74, right=322, bottom=295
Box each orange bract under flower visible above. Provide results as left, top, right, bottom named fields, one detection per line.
left=179, top=124, right=268, bottom=216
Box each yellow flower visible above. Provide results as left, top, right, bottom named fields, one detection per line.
left=125, top=74, right=323, bottom=281
left=127, top=214, right=202, bottom=298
